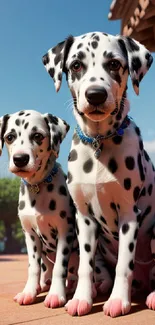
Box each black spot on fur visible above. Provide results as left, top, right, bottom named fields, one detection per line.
left=140, top=187, right=146, bottom=197
left=148, top=184, right=153, bottom=196
left=88, top=203, right=94, bottom=216
left=49, top=200, right=56, bottom=210
left=59, top=185, right=67, bottom=196
left=34, top=245, right=37, bottom=252
left=31, top=200, right=36, bottom=207
left=124, top=178, right=131, bottom=190
left=129, top=260, right=134, bottom=271
left=85, top=218, right=90, bottom=225
left=89, top=259, right=93, bottom=268
left=100, top=216, right=107, bottom=224
left=91, top=41, right=98, bottom=49
left=110, top=202, right=116, bottom=210
left=24, top=122, right=29, bottom=129
left=84, top=243, right=91, bottom=252
left=15, top=119, right=21, bottom=126
left=42, top=53, right=50, bottom=65
left=19, top=201, right=25, bottom=210
left=122, top=223, right=129, bottom=234
left=131, top=57, right=142, bottom=74
left=83, top=158, right=93, bottom=173
left=135, top=126, right=141, bottom=136
left=66, top=235, right=73, bottom=244
left=108, top=158, right=118, bottom=173
left=138, top=153, right=145, bottom=181
left=63, top=247, right=69, bottom=255
left=47, top=184, right=54, bottom=192
left=112, top=135, right=122, bottom=145
left=125, top=156, right=135, bottom=170
left=48, top=67, right=55, bottom=78
left=68, top=149, right=78, bottom=161
left=129, top=242, right=134, bottom=252
left=18, top=111, right=25, bottom=116
left=60, top=210, right=66, bottom=218
left=134, top=228, right=138, bottom=240
left=126, top=37, right=140, bottom=52
left=67, top=171, right=73, bottom=184
left=54, top=53, right=62, bottom=66
left=145, top=52, right=153, bottom=69
left=133, top=186, right=140, bottom=202
left=144, top=150, right=150, bottom=162
left=41, top=263, right=47, bottom=272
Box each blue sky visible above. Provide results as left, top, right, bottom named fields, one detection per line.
left=0, top=0, right=155, bottom=176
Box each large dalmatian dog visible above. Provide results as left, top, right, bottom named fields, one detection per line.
left=0, top=109, right=78, bottom=308
left=42, top=31, right=155, bottom=318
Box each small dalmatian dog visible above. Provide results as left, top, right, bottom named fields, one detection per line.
left=0, top=109, right=78, bottom=308
left=42, top=31, right=155, bottom=318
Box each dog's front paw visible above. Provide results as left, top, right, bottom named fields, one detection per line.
left=103, top=298, right=131, bottom=317
left=65, top=298, right=92, bottom=316
left=14, top=291, right=36, bottom=305
left=44, top=293, right=66, bottom=308
left=146, top=292, right=155, bottom=310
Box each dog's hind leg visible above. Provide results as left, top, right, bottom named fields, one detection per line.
left=94, top=248, right=113, bottom=294
left=39, top=250, right=55, bottom=293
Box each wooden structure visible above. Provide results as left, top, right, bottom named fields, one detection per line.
left=108, top=0, right=155, bottom=51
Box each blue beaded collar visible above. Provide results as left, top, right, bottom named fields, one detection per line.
left=22, top=163, right=59, bottom=194
left=75, top=116, right=130, bottom=159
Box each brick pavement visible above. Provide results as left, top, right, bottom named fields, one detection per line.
left=0, top=255, right=155, bottom=325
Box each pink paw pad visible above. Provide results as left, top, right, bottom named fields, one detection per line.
left=65, top=299, right=92, bottom=316
left=44, top=294, right=65, bottom=308
left=146, top=292, right=155, bottom=310
left=14, top=292, right=35, bottom=305
left=104, top=298, right=130, bottom=317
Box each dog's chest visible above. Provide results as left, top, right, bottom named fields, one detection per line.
left=18, top=174, right=72, bottom=242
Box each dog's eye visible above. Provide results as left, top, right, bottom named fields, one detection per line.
left=32, top=133, right=44, bottom=143
left=108, top=60, right=121, bottom=71
left=5, top=134, right=16, bottom=144
left=70, top=60, right=83, bottom=72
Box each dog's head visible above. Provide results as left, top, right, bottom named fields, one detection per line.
left=0, top=110, right=69, bottom=179
left=42, top=32, right=153, bottom=125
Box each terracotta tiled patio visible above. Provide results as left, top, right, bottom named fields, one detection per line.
left=0, top=254, right=155, bottom=325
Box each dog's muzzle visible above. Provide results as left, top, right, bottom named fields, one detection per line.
left=85, top=86, right=108, bottom=107
left=13, top=153, right=30, bottom=168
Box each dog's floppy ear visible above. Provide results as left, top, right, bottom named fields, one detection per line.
left=117, top=36, right=153, bottom=95
left=43, top=113, right=70, bottom=156
left=42, top=36, right=74, bottom=92
left=0, top=114, right=10, bottom=155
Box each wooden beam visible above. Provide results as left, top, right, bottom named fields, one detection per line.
left=144, top=5, right=155, bottom=19
left=136, top=17, right=155, bottom=32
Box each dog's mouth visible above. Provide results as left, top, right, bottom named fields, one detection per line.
left=89, top=109, right=105, bottom=115
left=10, top=167, right=36, bottom=178
left=84, top=107, right=109, bottom=122
left=13, top=170, right=34, bottom=177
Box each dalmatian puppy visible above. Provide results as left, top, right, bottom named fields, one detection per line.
left=0, top=109, right=78, bottom=308
left=42, top=32, right=155, bottom=317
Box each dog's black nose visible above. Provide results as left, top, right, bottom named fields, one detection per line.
left=85, top=86, right=108, bottom=106
left=13, top=154, right=30, bottom=168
